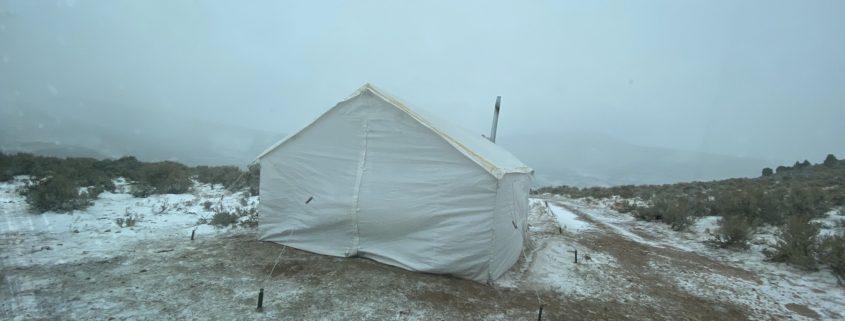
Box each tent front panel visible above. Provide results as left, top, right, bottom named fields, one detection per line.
left=258, top=97, right=373, bottom=256
left=349, top=94, right=498, bottom=281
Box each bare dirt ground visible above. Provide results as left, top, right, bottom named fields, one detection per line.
left=2, top=180, right=843, bottom=320
left=2, top=229, right=748, bottom=321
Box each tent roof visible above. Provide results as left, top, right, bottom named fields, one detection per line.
left=256, top=83, right=533, bottom=179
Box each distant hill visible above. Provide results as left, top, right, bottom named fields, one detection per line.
left=2, top=99, right=771, bottom=186
left=0, top=99, right=285, bottom=167
left=7, top=141, right=111, bottom=159
left=498, top=132, right=771, bottom=187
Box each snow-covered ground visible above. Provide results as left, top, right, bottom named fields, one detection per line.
left=520, top=195, right=845, bottom=320
left=2, top=178, right=844, bottom=320
left=1, top=176, right=261, bottom=320
left=1, top=177, right=256, bottom=268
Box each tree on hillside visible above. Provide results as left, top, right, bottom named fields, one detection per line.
left=824, top=154, right=838, bottom=166
left=762, top=167, right=774, bottom=177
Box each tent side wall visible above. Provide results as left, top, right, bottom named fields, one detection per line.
left=351, top=92, right=499, bottom=281
left=488, top=172, right=531, bottom=280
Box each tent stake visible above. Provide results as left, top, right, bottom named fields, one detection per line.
left=257, top=288, right=264, bottom=311
left=574, top=250, right=578, bottom=264
left=538, top=305, right=543, bottom=321
left=190, top=228, right=196, bottom=241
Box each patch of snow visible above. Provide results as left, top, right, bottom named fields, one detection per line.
left=547, top=203, right=592, bottom=232
left=691, top=215, right=721, bottom=237
left=816, top=209, right=845, bottom=237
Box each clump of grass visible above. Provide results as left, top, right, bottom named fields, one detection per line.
left=115, top=215, right=139, bottom=228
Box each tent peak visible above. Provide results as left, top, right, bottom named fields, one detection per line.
left=257, top=84, right=533, bottom=178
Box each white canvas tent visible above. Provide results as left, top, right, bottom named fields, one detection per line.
left=256, top=84, right=533, bottom=282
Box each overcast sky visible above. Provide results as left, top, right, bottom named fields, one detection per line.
left=1, top=0, right=843, bottom=164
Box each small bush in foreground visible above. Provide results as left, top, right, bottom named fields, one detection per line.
left=128, top=161, right=192, bottom=196
left=210, top=211, right=240, bottom=227
left=635, top=195, right=699, bottom=231
left=782, top=187, right=829, bottom=220
left=820, top=234, right=845, bottom=283
left=193, top=164, right=259, bottom=195
left=23, top=175, right=92, bottom=213
left=231, top=163, right=260, bottom=196
left=710, top=215, right=754, bottom=249
left=130, top=183, right=156, bottom=198
left=237, top=207, right=258, bottom=228
left=193, top=165, right=242, bottom=189
left=611, top=200, right=638, bottom=213
left=766, top=215, right=821, bottom=271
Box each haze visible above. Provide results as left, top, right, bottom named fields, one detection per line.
left=1, top=0, right=843, bottom=186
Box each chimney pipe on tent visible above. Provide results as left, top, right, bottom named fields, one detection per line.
left=489, top=96, right=501, bottom=143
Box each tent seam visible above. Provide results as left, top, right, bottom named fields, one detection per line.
left=487, top=178, right=501, bottom=283
left=349, top=121, right=369, bottom=256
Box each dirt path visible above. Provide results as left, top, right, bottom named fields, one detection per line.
left=553, top=202, right=753, bottom=319
left=532, top=200, right=843, bottom=321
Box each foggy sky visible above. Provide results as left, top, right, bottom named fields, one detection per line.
left=1, top=0, right=843, bottom=164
